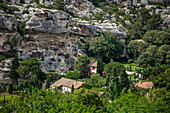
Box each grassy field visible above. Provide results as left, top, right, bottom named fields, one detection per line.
left=120, top=62, right=142, bottom=73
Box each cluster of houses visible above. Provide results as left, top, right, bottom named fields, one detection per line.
left=49, top=59, right=153, bottom=92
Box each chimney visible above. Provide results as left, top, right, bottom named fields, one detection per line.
left=139, top=81, right=142, bottom=84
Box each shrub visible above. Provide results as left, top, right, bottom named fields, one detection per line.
left=22, top=10, right=29, bottom=14
left=17, top=24, right=26, bottom=36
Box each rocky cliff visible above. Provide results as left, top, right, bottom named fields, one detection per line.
left=0, top=0, right=169, bottom=74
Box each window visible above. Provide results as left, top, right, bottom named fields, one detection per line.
left=92, top=67, right=95, bottom=70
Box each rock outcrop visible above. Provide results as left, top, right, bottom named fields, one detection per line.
left=145, top=5, right=170, bottom=27
left=0, top=13, right=18, bottom=53
left=0, top=7, right=78, bottom=74
left=0, top=0, right=169, bottom=75
left=65, top=0, right=103, bottom=18
left=106, top=0, right=170, bottom=6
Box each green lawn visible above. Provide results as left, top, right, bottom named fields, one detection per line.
left=120, top=62, right=142, bottom=73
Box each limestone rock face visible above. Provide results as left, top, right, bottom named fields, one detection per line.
left=21, top=9, right=77, bottom=74
left=65, top=0, right=102, bottom=18
left=26, top=9, right=73, bottom=34
left=75, top=19, right=128, bottom=39
left=108, top=0, right=170, bottom=6
left=0, top=8, right=78, bottom=74
left=18, top=33, right=78, bottom=74
left=0, top=13, right=18, bottom=52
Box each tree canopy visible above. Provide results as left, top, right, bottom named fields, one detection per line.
left=143, top=30, right=170, bottom=45
left=74, top=55, right=90, bottom=78
left=17, top=57, right=46, bottom=88
left=127, top=40, right=148, bottom=58
left=89, top=32, right=124, bottom=59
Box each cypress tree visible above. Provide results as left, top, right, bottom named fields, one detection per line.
left=71, top=84, right=74, bottom=92
left=97, top=59, right=104, bottom=76
left=8, top=84, right=13, bottom=94
left=8, top=57, right=20, bottom=88
left=46, top=76, right=50, bottom=89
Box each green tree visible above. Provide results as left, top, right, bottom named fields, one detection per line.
left=157, top=44, right=170, bottom=64
left=166, top=50, right=170, bottom=64
left=71, top=84, right=74, bottom=92
left=8, top=84, right=13, bottom=94
left=108, top=76, right=121, bottom=99
left=130, top=22, right=143, bottom=39
left=145, top=45, right=159, bottom=59
left=46, top=76, right=50, bottom=89
left=146, top=13, right=162, bottom=31
left=97, top=59, right=103, bottom=76
left=89, top=36, right=108, bottom=58
left=106, top=93, right=169, bottom=112
left=104, top=32, right=124, bottom=60
left=72, top=88, right=103, bottom=109
left=104, top=62, right=126, bottom=77
left=152, top=70, right=170, bottom=90
left=104, top=62, right=129, bottom=99
left=148, top=88, right=168, bottom=102
left=89, top=32, right=124, bottom=59
left=8, top=57, right=20, bottom=87
left=120, top=72, right=130, bottom=91
left=127, top=40, right=148, bottom=59
left=137, top=53, right=155, bottom=68
left=74, top=55, right=90, bottom=78
left=143, top=30, right=170, bottom=45
left=137, top=7, right=151, bottom=26
left=65, top=71, right=80, bottom=80
left=17, top=57, right=46, bottom=88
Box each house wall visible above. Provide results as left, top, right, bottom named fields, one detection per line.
left=62, top=86, right=72, bottom=92
left=90, top=67, right=97, bottom=74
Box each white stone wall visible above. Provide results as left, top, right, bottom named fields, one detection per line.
left=90, top=67, right=97, bottom=74
left=62, top=86, right=72, bottom=92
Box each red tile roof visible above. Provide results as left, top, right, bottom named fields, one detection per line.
left=134, top=81, right=153, bottom=89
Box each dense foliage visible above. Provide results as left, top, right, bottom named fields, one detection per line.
left=16, top=57, right=46, bottom=89
left=74, top=55, right=90, bottom=78
left=89, top=32, right=124, bottom=59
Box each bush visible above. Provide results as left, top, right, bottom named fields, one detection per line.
left=17, top=24, right=26, bottom=36
left=128, top=59, right=134, bottom=63
left=22, top=10, right=29, bottom=14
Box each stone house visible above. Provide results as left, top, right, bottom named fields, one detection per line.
left=89, top=59, right=97, bottom=74
left=50, top=77, right=85, bottom=92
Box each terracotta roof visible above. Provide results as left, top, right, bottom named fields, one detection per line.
left=134, top=81, right=153, bottom=89
left=50, top=77, right=85, bottom=89
left=89, top=59, right=97, bottom=67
